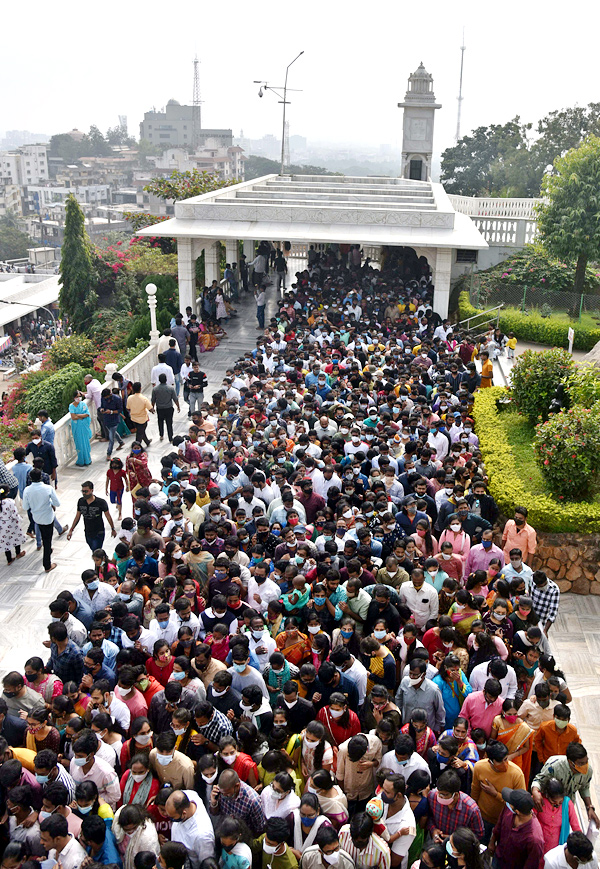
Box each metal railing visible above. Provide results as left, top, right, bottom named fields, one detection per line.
left=456, top=304, right=504, bottom=337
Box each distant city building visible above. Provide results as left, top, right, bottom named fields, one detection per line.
left=0, top=144, right=49, bottom=186
left=149, top=146, right=245, bottom=181
left=139, top=101, right=232, bottom=149
left=0, top=181, right=22, bottom=217
left=1, top=130, right=50, bottom=149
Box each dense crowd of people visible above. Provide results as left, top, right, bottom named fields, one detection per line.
left=0, top=244, right=593, bottom=869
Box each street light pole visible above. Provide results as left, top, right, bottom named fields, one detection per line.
left=280, top=51, right=304, bottom=175
left=2, top=299, right=58, bottom=334
left=254, top=51, right=304, bottom=177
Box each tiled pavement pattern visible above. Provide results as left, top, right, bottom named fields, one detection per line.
left=1, top=271, right=598, bottom=808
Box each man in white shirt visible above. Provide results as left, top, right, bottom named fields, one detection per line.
left=40, top=815, right=88, bottom=869
left=166, top=789, right=215, bottom=869
left=151, top=355, right=176, bottom=387
left=89, top=683, right=131, bottom=733
left=149, top=604, right=180, bottom=646
left=544, top=836, right=598, bottom=869
left=247, top=617, right=276, bottom=672
left=399, top=570, right=439, bottom=630
left=330, top=648, right=368, bottom=706
left=469, top=658, right=517, bottom=700
left=379, top=735, right=431, bottom=780
left=247, top=565, right=281, bottom=612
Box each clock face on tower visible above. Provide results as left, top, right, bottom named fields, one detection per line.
left=410, top=118, right=427, bottom=141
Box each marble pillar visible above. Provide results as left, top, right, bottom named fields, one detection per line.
left=225, top=240, right=238, bottom=266
left=204, top=241, right=221, bottom=287
left=177, top=238, right=196, bottom=313
left=433, top=248, right=452, bottom=318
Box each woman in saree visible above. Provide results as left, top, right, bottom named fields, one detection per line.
left=400, top=707, right=437, bottom=758
left=491, top=697, right=533, bottom=782
left=448, top=589, right=481, bottom=638
left=69, top=391, right=92, bottom=466
left=275, top=618, right=311, bottom=667
left=125, top=441, right=153, bottom=498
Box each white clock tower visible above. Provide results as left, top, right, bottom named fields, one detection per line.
left=398, top=63, right=441, bottom=181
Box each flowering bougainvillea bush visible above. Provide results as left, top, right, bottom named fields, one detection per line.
left=534, top=406, right=600, bottom=500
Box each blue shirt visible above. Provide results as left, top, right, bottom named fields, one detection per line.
left=91, top=827, right=122, bottom=866
left=126, top=555, right=159, bottom=578
left=12, top=461, right=30, bottom=497
left=41, top=419, right=55, bottom=445
left=22, top=481, right=60, bottom=525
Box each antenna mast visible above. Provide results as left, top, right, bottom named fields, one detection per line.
left=455, top=29, right=466, bottom=142
left=192, top=55, right=201, bottom=150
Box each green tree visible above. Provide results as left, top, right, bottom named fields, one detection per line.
left=49, top=133, right=90, bottom=162
left=59, top=194, right=98, bottom=331
left=533, top=103, right=600, bottom=171
left=87, top=125, right=112, bottom=157
left=537, top=135, right=600, bottom=294
left=0, top=218, right=30, bottom=260
left=143, top=169, right=233, bottom=202
left=441, top=118, right=534, bottom=196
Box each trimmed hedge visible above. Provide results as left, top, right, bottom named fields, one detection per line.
left=25, top=363, right=91, bottom=422
left=472, top=386, right=600, bottom=532
left=457, top=291, right=600, bottom=352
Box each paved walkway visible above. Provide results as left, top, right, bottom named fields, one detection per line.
left=0, top=282, right=280, bottom=675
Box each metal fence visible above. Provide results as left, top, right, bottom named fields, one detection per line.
left=468, top=274, right=600, bottom=322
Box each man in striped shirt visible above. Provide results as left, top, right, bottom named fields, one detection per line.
left=338, top=812, right=391, bottom=869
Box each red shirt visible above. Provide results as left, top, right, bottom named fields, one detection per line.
left=232, top=751, right=258, bottom=783
left=118, top=769, right=160, bottom=807
left=317, top=707, right=362, bottom=747
left=145, top=657, right=174, bottom=687
left=107, top=468, right=127, bottom=492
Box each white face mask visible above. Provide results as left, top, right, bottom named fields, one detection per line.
left=202, top=770, right=218, bottom=784
left=135, top=732, right=153, bottom=745
left=329, top=708, right=344, bottom=719
left=263, top=843, right=279, bottom=855
left=308, top=625, right=320, bottom=635
left=222, top=753, right=237, bottom=765
left=409, top=676, right=423, bottom=687
left=156, top=753, right=173, bottom=766
left=131, top=772, right=147, bottom=783
left=323, top=852, right=340, bottom=865
left=212, top=687, right=226, bottom=697
left=450, top=524, right=461, bottom=532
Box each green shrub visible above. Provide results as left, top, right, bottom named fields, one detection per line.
left=47, top=335, right=95, bottom=369
left=25, top=363, right=89, bottom=421
left=473, top=387, right=600, bottom=532
left=509, top=348, right=575, bottom=423
left=568, top=363, right=600, bottom=407
left=456, top=291, right=600, bottom=351
left=534, top=406, right=600, bottom=500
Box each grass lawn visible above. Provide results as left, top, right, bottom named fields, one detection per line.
left=498, top=406, right=600, bottom=503
left=497, top=408, right=549, bottom=496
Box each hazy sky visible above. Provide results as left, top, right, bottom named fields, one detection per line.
left=2, top=0, right=597, bottom=157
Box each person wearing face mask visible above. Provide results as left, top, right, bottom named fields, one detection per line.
left=396, top=496, right=429, bottom=536
left=218, top=816, right=253, bottom=869
left=261, top=770, right=301, bottom=819
left=533, top=705, right=581, bottom=767
left=119, top=753, right=159, bottom=808
left=532, top=743, right=597, bottom=827
left=426, top=768, right=484, bottom=843
left=300, top=823, right=355, bottom=869
left=275, top=681, right=316, bottom=732
left=487, top=787, right=544, bottom=869
left=396, top=659, right=446, bottom=735
left=545, top=830, right=598, bottom=869
left=338, top=810, right=391, bottom=869
left=502, top=507, right=537, bottom=567
left=149, top=730, right=194, bottom=789
left=464, top=529, right=504, bottom=576
left=529, top=570, right=561, bottom=637
left=471, top=741, right=526, bottom=842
